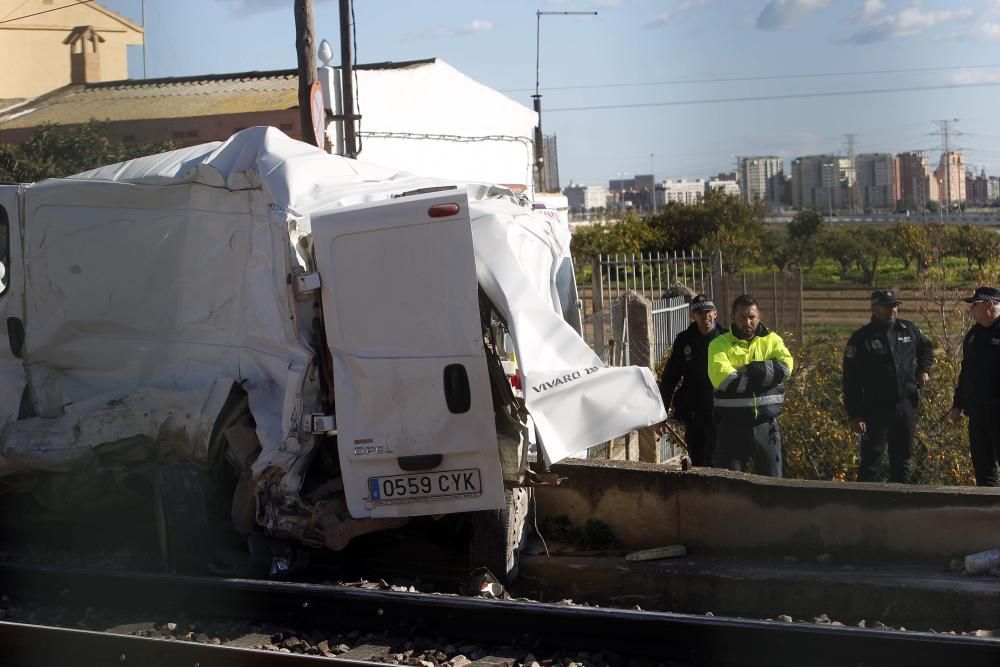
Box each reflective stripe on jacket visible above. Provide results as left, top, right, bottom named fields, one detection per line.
left=708, top=323, right=794, bottom=424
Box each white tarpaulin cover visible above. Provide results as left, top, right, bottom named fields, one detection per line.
left=2, top=127, right=664, bottom=492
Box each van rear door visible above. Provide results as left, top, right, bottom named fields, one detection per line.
left=0, top=186, right=25, bottom=431
left=310, top=189, right=503, bottom=519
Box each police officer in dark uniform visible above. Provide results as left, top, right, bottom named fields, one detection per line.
left=843, top=290, right=934, bottom=483
left=658, top=294, right=724, bottom=466
left=949, top=286, right=1000, bottom=487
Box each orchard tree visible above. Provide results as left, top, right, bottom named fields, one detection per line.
left=822, top=226, right=860, bottom=280
left=786, top=209, right=826, bottom=268
left=950, top=224, right=1000, bottom=273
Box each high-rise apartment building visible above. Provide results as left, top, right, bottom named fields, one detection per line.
left=790, top=155, right=852, bottom=211
left=706, top=176, right=740, bottom=198
left=564, top=183, right=609, bottom=212
left=738, top=156, right=784, bottom=205
left=896, top=152, right=938, bottom=210
left=935, top=151, right=966, bottom=208
left=660, top=179, right=706, bottom=206
left=966, top=170, right=989, bottom=205
left=854, top=153, right=897, bottom=211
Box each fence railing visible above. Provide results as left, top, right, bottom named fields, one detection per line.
left=593, top=251, right=712, bottom=308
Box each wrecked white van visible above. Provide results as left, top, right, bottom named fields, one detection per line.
left=0, top=127, right=665, bottom=579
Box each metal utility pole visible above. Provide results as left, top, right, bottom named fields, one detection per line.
left=140, top=0, right=147, bottom=78
left=844, top=133, right=862, bottom=215
left=931, top=119, right=961, bottom=213
left=338, top=0, right=359, bottom=157
left=533, top=9, right=597, bottom=193
left=294, top=0, right=318, bottom=146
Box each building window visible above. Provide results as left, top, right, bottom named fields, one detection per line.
left=122, top=134, right=136, bottom=143
left=278, top=123, right=294, bottom=131
left=171, top=130, right=186, bottom=140
left=185, top=130, right=199, bottom=138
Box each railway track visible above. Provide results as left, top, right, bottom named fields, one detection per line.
left=1, top=562, right=998, bottom=666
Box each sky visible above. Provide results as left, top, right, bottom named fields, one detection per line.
left=90, top=0, right=1000, bottom=186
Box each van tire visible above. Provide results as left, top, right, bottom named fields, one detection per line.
left=470, top=487, right=532, bottom=584
left=154, top=463, right=210, bottom=574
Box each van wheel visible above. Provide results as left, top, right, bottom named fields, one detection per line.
left=470, top=487, right=532, bottom=584
left=154, top=463, right=210, bottom=574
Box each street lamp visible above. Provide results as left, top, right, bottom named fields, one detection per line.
left=533, top=9, right=597, bottom=193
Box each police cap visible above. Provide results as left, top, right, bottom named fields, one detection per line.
left=961, top=286, right=1000, bottom=303
left=870, top=290, right=902, bottom=306
left=690, top=294, right=717, bottom=313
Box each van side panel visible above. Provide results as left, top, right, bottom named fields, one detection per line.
left=0, top=186, right=25, bottom=438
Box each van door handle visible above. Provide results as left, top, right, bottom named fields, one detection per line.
left=7, top=317, right=24, bottom=358
left=443, top=364, right=471, bottom=414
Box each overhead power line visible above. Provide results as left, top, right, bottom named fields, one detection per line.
left=546, top=81, right=1000, bottom=113
left=502, top=64, right=1000, bottom=94
left=0, top=0, right=95, bottom=25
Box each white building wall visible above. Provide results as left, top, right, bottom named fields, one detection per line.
left=659, top=179, right=705, bottom=206
left=706, top=178, right=740, bottom=197
left=324, top=59, right=538, bottom=193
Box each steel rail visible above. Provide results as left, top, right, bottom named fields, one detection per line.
left=1, top=562, right=998, bottom=667
left=0, top=621, right=379, bottom=667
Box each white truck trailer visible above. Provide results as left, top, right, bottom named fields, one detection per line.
left=0, top=127, right=665, bottom=579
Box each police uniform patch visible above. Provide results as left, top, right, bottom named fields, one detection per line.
left=899, top=336, right=912, bottom=343
left=845, top=345, right=856, bottom=359
left=871, top=339, right=884, bottom=352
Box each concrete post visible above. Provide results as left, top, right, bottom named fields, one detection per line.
left=626, top=291, right=659, bottom=463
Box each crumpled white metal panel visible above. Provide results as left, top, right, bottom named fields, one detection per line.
left=4, top=127, right=664, bottom=496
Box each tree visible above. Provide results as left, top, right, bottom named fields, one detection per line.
left=785, top=210, right=826, bottom=268
left=822, top=227, right=860, bottom=280
left=949, top=224, right=1000, bottom=273
left=889, top=222, right=932, bottom=274
left=0, top=121, right=172, bottom=182
left=570, top=211, right=655, bottom=258
left=854, top=226, right=891, bottom=286
left=694, top=189, right=766, bottom=273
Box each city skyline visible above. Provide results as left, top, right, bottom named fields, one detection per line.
left=80, top=1, right=1000, bottom=188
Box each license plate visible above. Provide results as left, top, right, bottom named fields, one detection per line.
left=368, top=468, right=482, bottom=505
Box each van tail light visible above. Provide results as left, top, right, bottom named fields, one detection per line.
left=428, top=203, right=460, bottom=218
left=510, top=370, right=522, bottom=391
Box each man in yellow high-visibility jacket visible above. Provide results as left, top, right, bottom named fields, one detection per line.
left=707, top=294, right=794, bottom=477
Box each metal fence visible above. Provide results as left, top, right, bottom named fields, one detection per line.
left=651, top=295, right=689, bottom=367
left=593, top=251, right=712, bottom=307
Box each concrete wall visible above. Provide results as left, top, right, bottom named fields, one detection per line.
left=537, top=459, right=1000, bottom=564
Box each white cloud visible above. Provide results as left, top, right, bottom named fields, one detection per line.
left=966, top=21, right=1000, bottom=39
left=849, top=0, right=885, bottom=23
left=404, top=19, right=495, bottom=41
left=755, top=0, right=831, bottom=30
left=646, top=0, right=709, bottom=28
left=949, top=68, right=1000, bottom=84
left=844, top=8, right=973, bottom=44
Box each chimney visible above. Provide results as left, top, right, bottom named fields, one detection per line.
left=64, top=26, right=106, bottom=84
